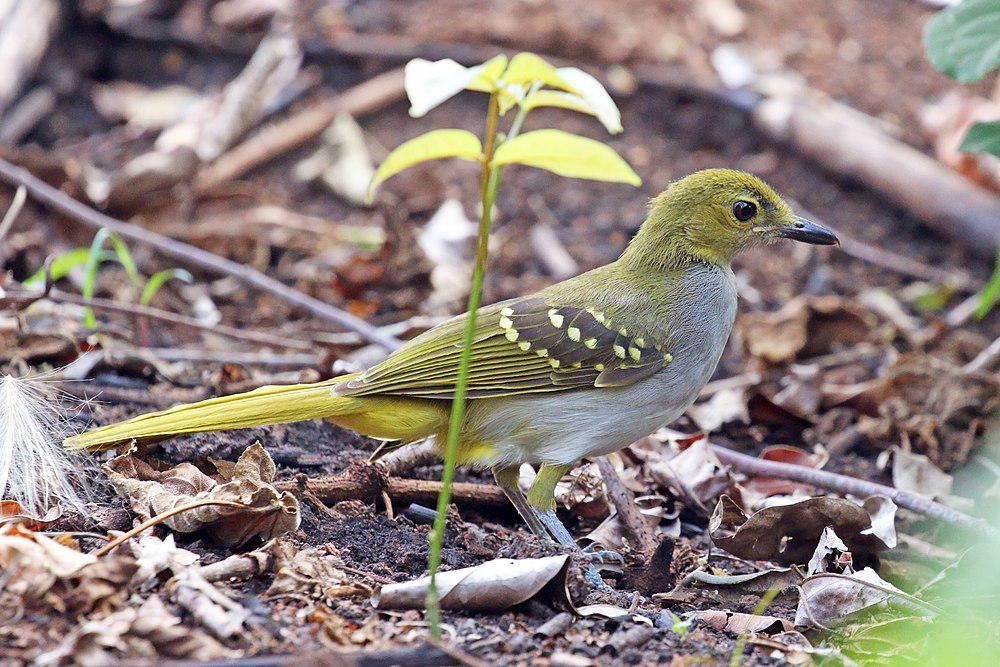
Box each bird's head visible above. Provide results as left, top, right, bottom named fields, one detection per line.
left=621, top=169, right=838, bottom=270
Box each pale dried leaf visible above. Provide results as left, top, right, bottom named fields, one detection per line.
left=266, top=543, right=367, bottom=602
left=374, top=555, right=570, bottom=612
left=687, top=609, right=793, bottom=634
left=794, top=568, right=921, bottom=628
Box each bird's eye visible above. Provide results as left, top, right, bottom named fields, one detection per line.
left=733, top=200, right=757, bottom=222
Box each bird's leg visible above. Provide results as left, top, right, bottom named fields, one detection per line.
left=492, top=464, right=550, bottom=540
left=525, top=463, right=576, bottom=546
left=527, top=463, right=622, bottom=591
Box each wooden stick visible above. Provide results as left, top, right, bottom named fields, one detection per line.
left=753, top=96, right=1000, bottom=259
left=275, top=466, right=508, bottom=513
left=47, top=290, right=313, bottom=350
left=195, top=68, right=405, bottom=190
left=595, top=456, right=658, bottom=560
left=711, top=444, right=999, bottom=539
left=0, top=157, right=402, bottom=350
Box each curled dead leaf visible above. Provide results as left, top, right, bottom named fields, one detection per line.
left=710, top=494, right=896, bottom=566
left=105, top=442, right=300, bottom=547
left=374, top=555, right=571, bottom=612
left=794, top=568, right=932, bottom=628
left=687, top=609, right=794, bottom=634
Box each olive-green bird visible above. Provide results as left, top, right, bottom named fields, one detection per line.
left=65, top=169, right=837, bottom=550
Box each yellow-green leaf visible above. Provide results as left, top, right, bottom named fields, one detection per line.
left=523, top=89, right=594, bottom=116
left=467, top=54, right=510, bottom=93
left=554, top=67, right=623, bottom=134
left=491, top=129, right=641, bottom=186
left=368, top=130, right=483, bottom=201
left=502, top=52, right=575, bottom=92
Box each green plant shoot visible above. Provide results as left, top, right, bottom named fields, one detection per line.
left=367, top=51, right=640, bottom=638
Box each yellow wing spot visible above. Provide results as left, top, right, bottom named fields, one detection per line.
left=584, top=338, right=597, bottom=349
left=548, top=309, right=564, bottom=328
left=499, top=316, right=513, bottom=329
left=566, top=326, right=581, bottom=342
left=613, top=344, right=626, bottom=359
left=536, top=348, right=549, bottom=358
left=629, top=346, right=641, bottom=361
left=500, top=306, right=514, bottom=317
left=572, top=361, right=582, bottom=368
left=619, top=327, right=628, bottom=336
left=549, top=358, right=560, bottom=369
left=591, top=310, right=606, bottom=324
left=518, top=340, right=531, bottom=351
left=505, top=329, right=519, bottom=342
left=635, top=337, right=645, bottom=347
left=663, top=353, right=673, bottom=362
left=595, top=363, right=605, bottom=371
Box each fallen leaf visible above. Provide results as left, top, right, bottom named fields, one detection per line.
left=294, top=114, right=375, bottom=205
left=105, top=442, right=300, bottom=547
left=169, top=567, right=251, bottom=640
left=794, top=568, right=930, bottom=628
left=884, top=447, right=954, bottom=500
left=709, top=494, right=896, bottom=566
left=266, top=543, right=369, bottom=602
left=687, top=609, right=794, bottom=634
left=643, top=436, right=733, bottom=513
left=739, top=296, right=876, bottom=363
left=655, top=567, right=801, bottom=606
left=374, top=555, right=570, bottom=612
left=131, top=533, right=199, bottom=586
left=34, top=595, right=232, bottom=664
left=686, top=387, right=750, bottom=433
left=741, top=445, right=829, bottom=499
left=807, top=527, right=852, bottom=576
left=0, top=500, right=60, bottom=531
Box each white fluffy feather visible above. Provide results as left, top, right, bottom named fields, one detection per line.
left=0, top=375, right=94, bottom=514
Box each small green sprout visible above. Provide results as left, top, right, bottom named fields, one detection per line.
left=29, top=228, right=193, bottom=330
left=369, top=51, right=640, bottom=638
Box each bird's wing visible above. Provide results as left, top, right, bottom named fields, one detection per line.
left=335, top=296, right=672, bottom=399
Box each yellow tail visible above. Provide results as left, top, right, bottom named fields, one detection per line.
left=64, top=374, right=450, bottom=452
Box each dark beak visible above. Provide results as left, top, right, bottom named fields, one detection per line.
left=778, top=216, right=839, bottom=245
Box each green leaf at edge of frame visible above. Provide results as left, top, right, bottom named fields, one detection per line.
left=959, top=120, right=1000, bottom=158
left=367, top=129, right=483, bottom=202
left=924, top=0, right=1000, bottom=83
left=491, top=129, right=641, bottom=186
left=974, top=247, right=1000, bottom=320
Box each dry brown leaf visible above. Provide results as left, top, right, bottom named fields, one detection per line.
left=739, top=296, right=876, bottom=363
left=374, top=555, right=571, bottom=612
left=741, top=445, right=829, bottom=499
left=169, top=567, right=251, bottom=640
left=686, top=387, right=750, bottom=433
left=709, top=494, right=896, bottom=566
left=266, top=543, right=369, bottom=602
left=794, top=568, right=926, bottom=628
left=105, top=442, right=300, bottom=547
left=643, top=436, right=733, bottom=513
left=34, top=595, right=232, bottom=665
left=687, top=609, right=794, bottom=634
left=131, top=533, right=199, bottom=586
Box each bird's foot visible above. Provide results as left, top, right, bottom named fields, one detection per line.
left=531, top=507, right=620, bottom=593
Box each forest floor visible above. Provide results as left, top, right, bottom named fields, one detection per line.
left=1, top=1, right=998, bottom=666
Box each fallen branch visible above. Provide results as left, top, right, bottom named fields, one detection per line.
left=711, top=444, right=999, bottom=539
left=275, top=464, right=508, bottom=513
left=194, top=68, right=406, bottom=190
left=0, top=157, right=402, bottom=350
left=594, top=456, right=658, bottom=560
left=47, top=290, right=313, bottom=350
left=837, top=233, right=978, bottom=291
left=753, top=95, right=1000, bottom=259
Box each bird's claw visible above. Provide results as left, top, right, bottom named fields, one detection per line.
left=579, top=546, right=625, bottom=574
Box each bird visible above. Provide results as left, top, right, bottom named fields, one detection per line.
left=65, top=168, right=837, bottom=556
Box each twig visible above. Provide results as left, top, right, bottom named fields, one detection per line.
left=277, top=465, right=508, bottom=513
left=93, top=498, right=250, bottom=557
left=47, top=290, right=313, bottom=350
left=964, top=336, right=1000, bottom=374
left=141, top=347, right=320, bottom=368
left=0, top=184, right=26, bottom=242
left=838, top=233, right=978, bottom=291
left=595, top=456, right=658, bottom=560
left=375, top=440, right=439, bottom=476
left=0, top=157, right=402, bottom=350
left=194, top=68, right=406, bottom=190
left=699, top=371, right=761, bottom=398
left=0, top=86, right=56, bottom=145
left=711, top=444, right=999, bottom=539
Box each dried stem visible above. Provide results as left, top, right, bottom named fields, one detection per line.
left=595, top=455, right=658, bottom=560
left=93, top=499, right=250, bottom=557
